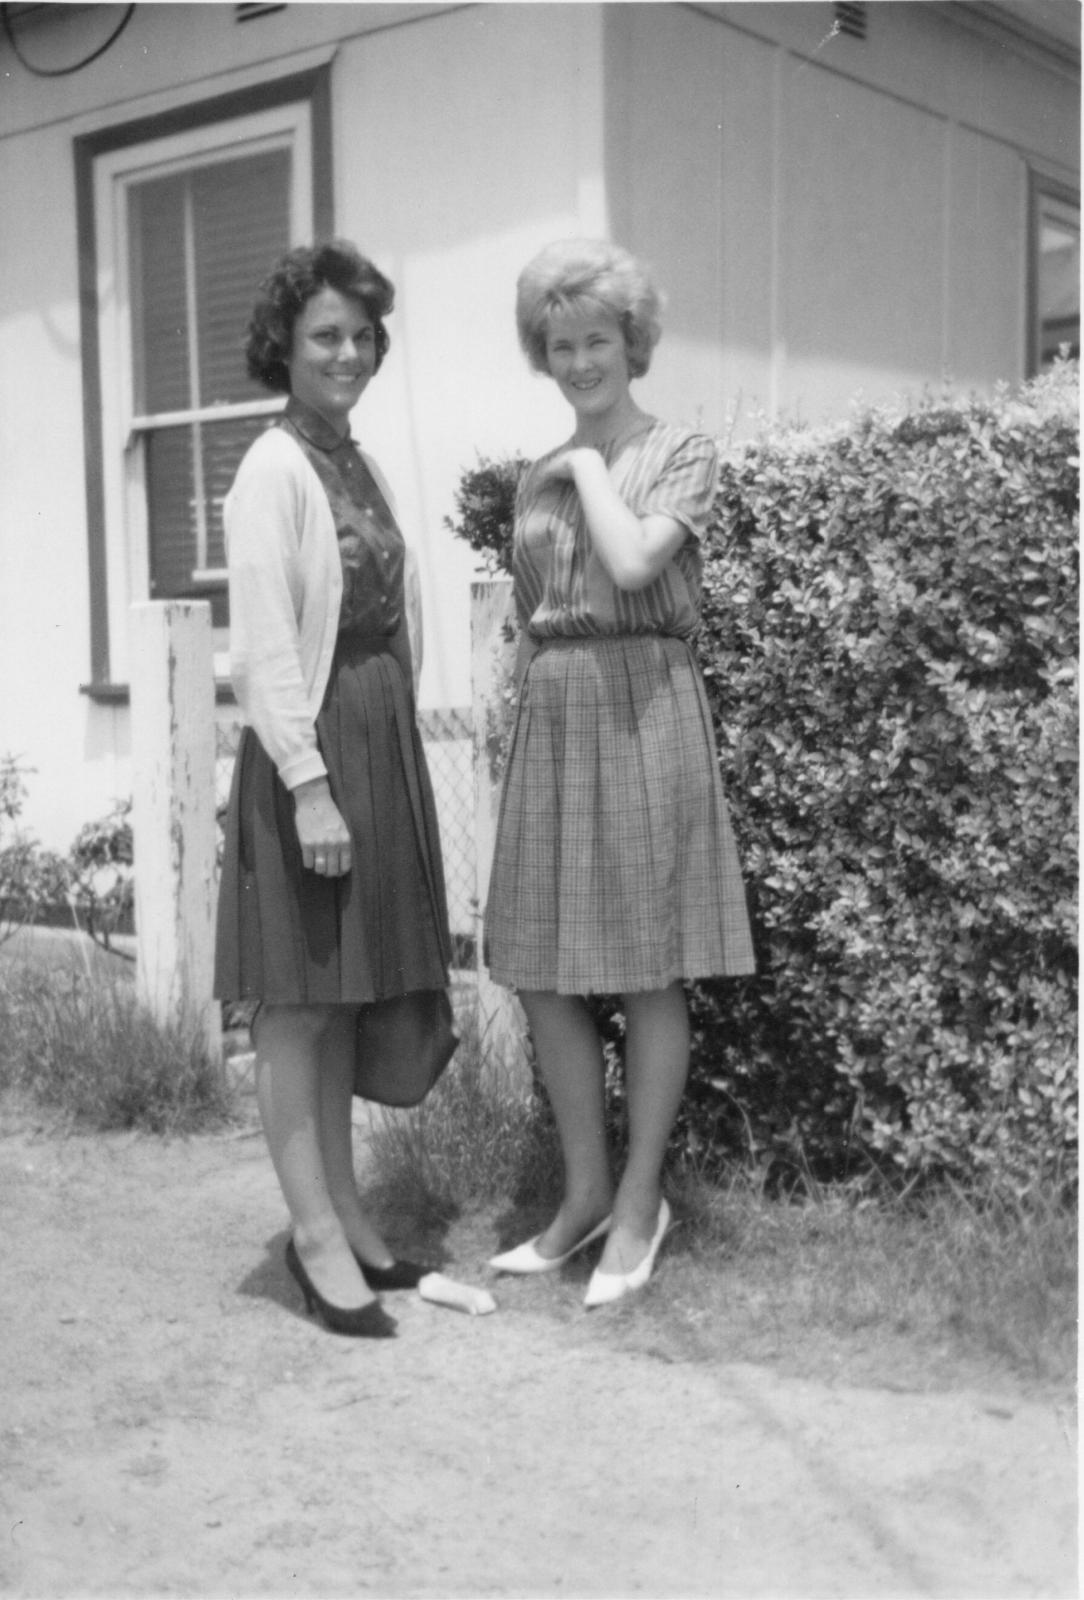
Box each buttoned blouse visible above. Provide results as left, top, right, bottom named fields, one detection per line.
left=512, top=421, right=720, bottom=643
left=225, top=400, right=419, bottom=792
left=280, top=398, right=405, bottom=640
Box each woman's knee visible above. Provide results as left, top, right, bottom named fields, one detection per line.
left=518, top=988, right=560, bottom=1024
left=622, top=981, right=686, bottom=1017
left=519, top=988, right=595, bottom=1033
left=255, top=1002, right=345, bottom=1049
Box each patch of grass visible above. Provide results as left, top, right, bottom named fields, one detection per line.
left=0, top=937, right=233, bottom=1135
left=367, top=1004, right=561, bottom=1229
left=664, top=1166, right=1077, bottom=1390
left=367, top=1011, right=1076, bottom=1391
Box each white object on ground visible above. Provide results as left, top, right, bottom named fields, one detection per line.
left=417, top=1273, right=497, bottom=1316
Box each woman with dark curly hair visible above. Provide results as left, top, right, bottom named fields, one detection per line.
left=486, top=239, right=755, bottom=1306
left=215, top=241, right=454, bottom=1337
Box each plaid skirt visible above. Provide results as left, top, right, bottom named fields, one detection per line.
left=214, top=631, right=452, bottom=1006
left=484, top=634, right=755, bottom=995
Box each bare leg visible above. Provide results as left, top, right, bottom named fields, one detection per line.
left=596, top=981, right=689, bottom=1275
left=254, top=1004, right=375, bottom=1309
left=518, top=990, right=614, bottom=1257
left=316, top=1006, right=396, bottom=1269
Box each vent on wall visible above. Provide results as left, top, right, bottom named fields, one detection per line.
left=235, top=3, right=286, bottom=21
left=834, top=2, right=868, bottom=40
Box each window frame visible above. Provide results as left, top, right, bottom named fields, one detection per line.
left=1026, top=170, right=1080, bottom=378
left=75, top=67, right=333, bottom=696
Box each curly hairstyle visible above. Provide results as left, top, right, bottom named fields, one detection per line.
left=515, top=238, right=664, bottom=380
left=245, top=240, right=395, bottom=393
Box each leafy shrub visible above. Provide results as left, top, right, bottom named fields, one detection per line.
left=449, top=361, right=1078, bottom=1194
left=0, top=767, right=135, bottom=955
left=66, top=800, right=134, bottom=953
left=0, top=757, right=56, bottom=941
left=697, top=362, right=1077, bottom=1193
left=443, top=455, right=524, bottom=576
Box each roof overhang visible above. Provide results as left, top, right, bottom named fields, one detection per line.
left=945, top=0, right=1080, bottom=69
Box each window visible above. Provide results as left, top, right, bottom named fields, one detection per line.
left=75, top=68, right=332, bottom=690
left=1029, top=178, right=1080, bottom=374
left=128, top=143, right=293, bottom=626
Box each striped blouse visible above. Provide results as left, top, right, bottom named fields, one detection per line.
left=512, top=420, right=720, bottom=642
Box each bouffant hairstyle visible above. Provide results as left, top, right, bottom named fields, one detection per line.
left=515, top=238, right=663, bottom=380
left=245, top=240, right=395, bottom=394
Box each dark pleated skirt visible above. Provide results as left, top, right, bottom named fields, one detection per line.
left=485, top=633, right=755, bottom=995
left=214, top=632, right=452, bottom=1005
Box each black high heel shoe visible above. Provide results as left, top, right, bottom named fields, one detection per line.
left=353, top=1253, right=432, bottom=1291
left=284, top=1240, right=397, bottom=1338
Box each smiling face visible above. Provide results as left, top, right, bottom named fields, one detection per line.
left=286, top=286, right=377, bottom=433
left=544, top=306, right=632, bottom=424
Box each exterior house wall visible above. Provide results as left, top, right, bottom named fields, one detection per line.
left=0, top=1, right=1078, bottom=850
left=605, top=2, right=1079, bottom=433
left=1, top=114, right=132, bottom=841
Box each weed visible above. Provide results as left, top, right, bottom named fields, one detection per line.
left=0, top=942, right=232, bottom=1135
left=367, top=1004, right=561, bottom=1223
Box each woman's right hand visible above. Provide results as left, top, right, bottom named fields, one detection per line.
left=292, top=777, right=352, bottom=876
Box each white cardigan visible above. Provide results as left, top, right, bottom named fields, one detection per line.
left=225, top=425, right=422, bottom=791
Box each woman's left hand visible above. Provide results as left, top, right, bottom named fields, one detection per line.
left=553, top=449, right=687, bottom=592
left=292, top=777, right=353, bottom=876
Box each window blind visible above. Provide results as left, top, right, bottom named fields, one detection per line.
left=130, top=144, right=292, bottom=614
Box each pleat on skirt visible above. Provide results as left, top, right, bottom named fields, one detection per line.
left=214, top=632, right=452, bottom=1005
left=484, top=634, right=755, bottom=995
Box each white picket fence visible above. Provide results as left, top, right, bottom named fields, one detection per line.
left=128, top=591, right=529, bottom=1076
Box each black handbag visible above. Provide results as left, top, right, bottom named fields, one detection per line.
left=353, top=988, right=459, bottom=1107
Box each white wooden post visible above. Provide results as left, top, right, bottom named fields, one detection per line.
left=471, top=578, right=531, bottom=1086
left=129, top=601, right=221, bottom=1061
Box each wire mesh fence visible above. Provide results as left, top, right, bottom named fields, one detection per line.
left=214, top=713, right=243, bottom=819
left=416, top=707, right=476, bottom=970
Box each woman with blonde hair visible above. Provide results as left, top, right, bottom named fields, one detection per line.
left=486, top=239, right=755, bottom=1306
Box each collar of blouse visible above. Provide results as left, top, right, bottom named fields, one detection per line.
left=283, top=395, right=354, bottom=453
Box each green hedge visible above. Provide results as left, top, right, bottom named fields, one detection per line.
left=449, top=361, right=1078, bottom=1193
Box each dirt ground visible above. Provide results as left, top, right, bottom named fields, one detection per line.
left=0, top=1086, right=1077, bottom=1600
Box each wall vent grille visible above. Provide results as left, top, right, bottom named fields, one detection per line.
left=834, top=3, right=868, bottom=40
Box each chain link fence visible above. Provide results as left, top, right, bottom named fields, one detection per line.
left=416, top=707, right=476, bottom=971
left=214, top=713, right=243, bottom=820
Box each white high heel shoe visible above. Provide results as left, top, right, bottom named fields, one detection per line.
left=488, top=1214, right=612, bottom=1275
left=583, top=1199, right=672, bottom=1308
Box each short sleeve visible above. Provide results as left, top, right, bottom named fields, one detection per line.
left=637, top=431, right=720, bottom=542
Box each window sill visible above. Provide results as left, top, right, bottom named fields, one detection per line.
left=80, top=681, right=237, bottom=706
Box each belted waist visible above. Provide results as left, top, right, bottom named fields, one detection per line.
left=532, top=631, right=689, bottom=649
